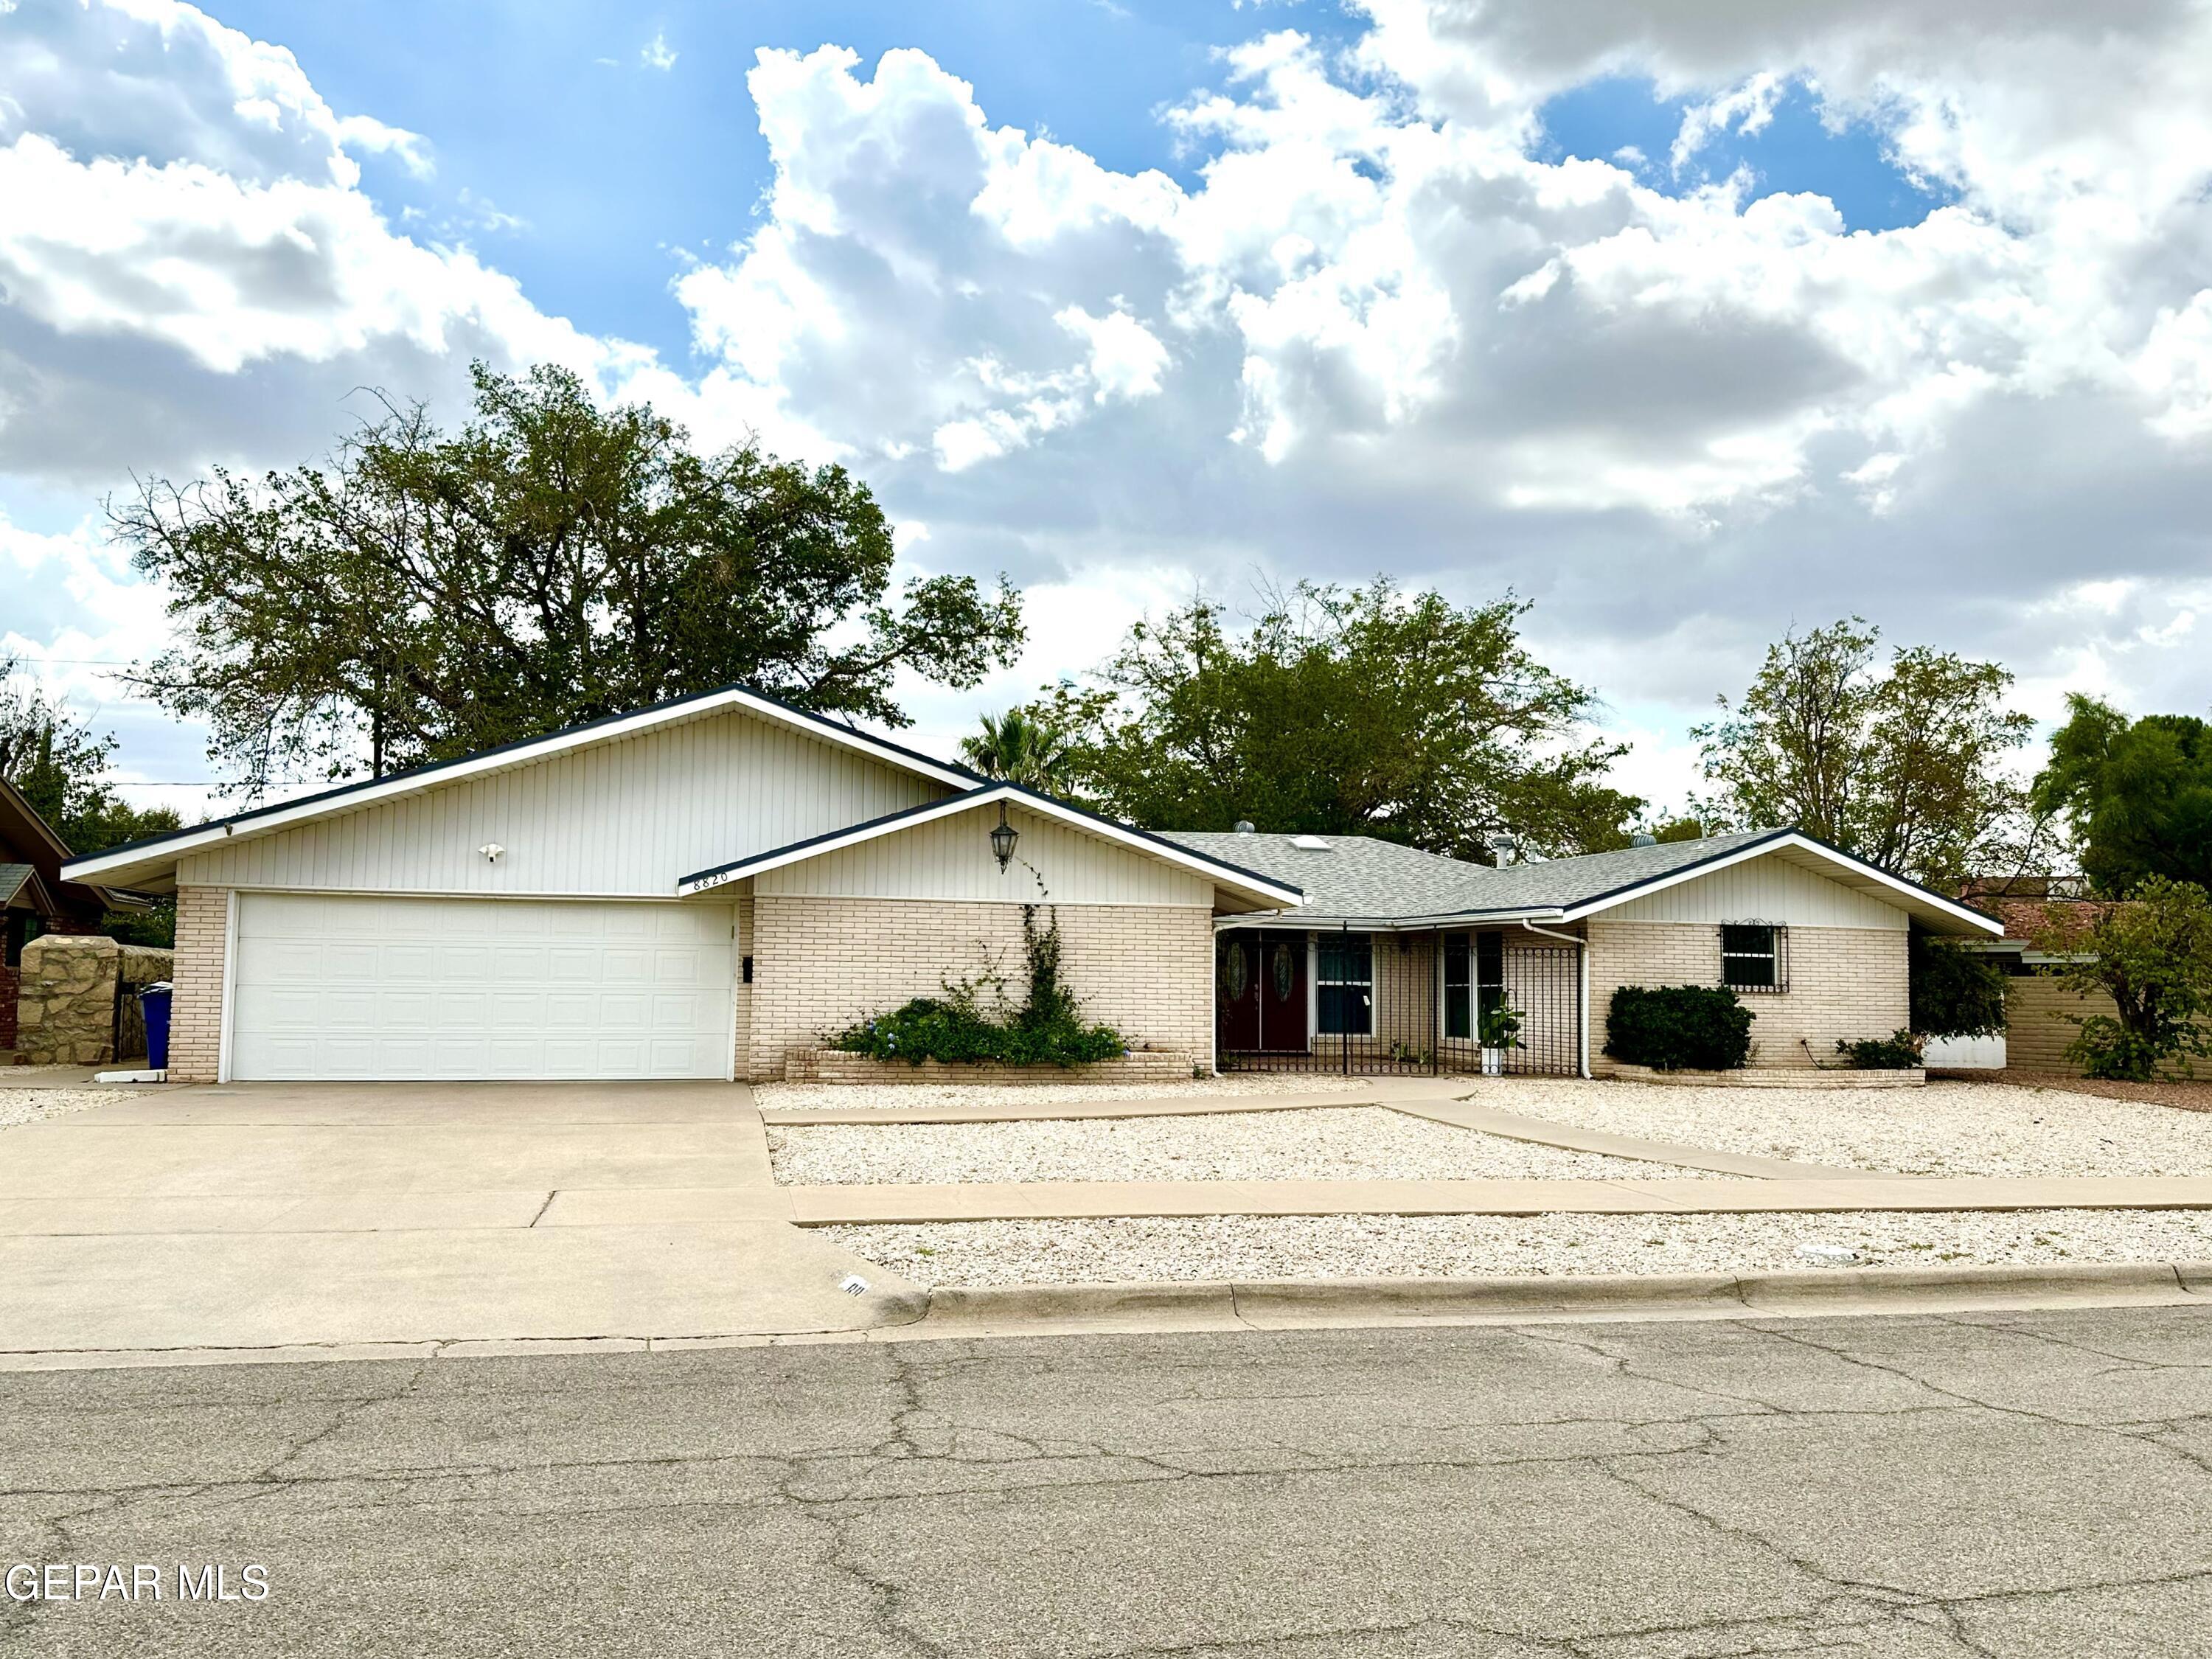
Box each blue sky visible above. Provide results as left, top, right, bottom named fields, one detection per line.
left=4, top=0, right=2209, bottom=820
left=202, top=0, right=1376, bottom=364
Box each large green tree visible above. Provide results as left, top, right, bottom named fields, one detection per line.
left=112, top=363, right=1025, bottom=790
left=1028, top=580, right=1640, bottom=860
left=1691, top=619, right=2036, bottom=886
left=2031, top=695, right=2212, bottom=895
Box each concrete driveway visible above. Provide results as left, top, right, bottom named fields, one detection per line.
left=0, top=1082, right=919, bottom=1363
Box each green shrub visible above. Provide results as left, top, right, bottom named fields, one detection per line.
left=827, top=902, right=1127, bottom=1068
left=1836, top=1029, right=1924, bottom=1069
left=1603, top=985, right=1753, bottom=1071
left=1908, top=931, right=2007, bottom=1039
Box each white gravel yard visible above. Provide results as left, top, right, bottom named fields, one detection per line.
left=0, top=1088, right=139, bottom=1130
left=822, top=1208, right=2212, bottom=1286
left=754, top=1074, right=1374, bottom=1113
left=1463, top=1077, right=2212, bottom=1178
left=768, top=1105, right=1732, bottom=1185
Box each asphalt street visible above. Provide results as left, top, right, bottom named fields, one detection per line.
left=4, top=1307, right=2211, bottom=1656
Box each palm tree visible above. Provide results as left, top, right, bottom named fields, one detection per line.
left=961, top=708, right=1074, bottom=794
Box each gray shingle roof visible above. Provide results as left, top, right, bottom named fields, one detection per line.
left=0, top=863, right=35, bottom=907
left=1157, top=829, right=1784, bottom=922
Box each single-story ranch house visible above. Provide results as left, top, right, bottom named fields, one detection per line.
left=62, top=685, right=2003, bottom=1085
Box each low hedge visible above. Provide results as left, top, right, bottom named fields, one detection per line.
left=1604, top=985, right=1753, bottom=1071
left=827, top=995, right=1126, bottom=1068
left=1836, top=1029, right=1924, bottom=1070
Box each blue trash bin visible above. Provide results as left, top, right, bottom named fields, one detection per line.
left=140, top=982, right=174, bottom=1070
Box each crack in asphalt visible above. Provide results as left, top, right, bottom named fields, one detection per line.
left=9, top=1312, right=2212, bottom=1655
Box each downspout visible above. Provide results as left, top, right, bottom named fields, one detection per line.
left=1520, top=919, right=1591, bottom=1079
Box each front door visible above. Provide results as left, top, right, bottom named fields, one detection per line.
left=1217, top=933, right=1262, bottom=1053
left=1218, top=930, right=1309, bottom=1054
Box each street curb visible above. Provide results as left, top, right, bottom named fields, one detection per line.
left=911, top=1260, right=2212, bottom=1334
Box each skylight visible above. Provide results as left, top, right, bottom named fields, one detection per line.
left=1290, top=835, right=1330, bottom=851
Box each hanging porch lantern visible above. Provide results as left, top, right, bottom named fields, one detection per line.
left=990, top=804, right=1019, bottom=872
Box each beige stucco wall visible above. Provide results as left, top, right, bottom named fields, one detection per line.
left=1587, top=918, right=1907, bottom=1071
left=168, top=886, right=228, bottom=1083
left=748, top=895, right=1211, bottom=1081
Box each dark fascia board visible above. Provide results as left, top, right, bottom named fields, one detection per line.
left=63, top=680, right=989, bottom=880
left=679, top=782, right=1305, bottom=905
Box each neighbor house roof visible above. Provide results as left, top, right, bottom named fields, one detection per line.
left=1160, top=827, right=2003, bottom=936
left=0, top=863, right=47, bottom=911
left=62, top=681, right=984, bottom=891
left=0, top=777, right=142, bottom=918
left=678, top=784, right=1304, bottom=911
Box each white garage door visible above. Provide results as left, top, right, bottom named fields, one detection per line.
left=230, top=894, right=734, bottom=1081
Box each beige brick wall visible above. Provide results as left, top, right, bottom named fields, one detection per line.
left=169, top=886, right=229, bottom=1083
left=1587, top=919, right=1906, bottom=1071
left=748, top=896, right=1211, bottom=1081
left=2005, top=974, right=2117, bottom=1072
left=731, top=885, right=755, bottom=1077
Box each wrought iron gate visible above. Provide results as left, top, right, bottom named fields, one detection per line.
left=1214, top=927, right=1582, bottom=1078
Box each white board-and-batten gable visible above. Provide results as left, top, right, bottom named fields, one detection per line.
left=1593, top=849, right=1909, bottom=931
left=752, top=801, right=1216, bottom=908
left=174, top=708, right=953, bottom=898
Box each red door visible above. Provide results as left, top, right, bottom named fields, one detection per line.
left=1220, top=930, right=1309, bottom=1054
left=1217, top=933, right=1262, bottom=1052
left=1256, top=931, right=1308, bottom=1052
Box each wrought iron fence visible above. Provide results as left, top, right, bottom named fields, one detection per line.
left=1214, top=926, right=1582, bottom=1077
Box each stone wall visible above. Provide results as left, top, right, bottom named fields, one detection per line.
left=1586, top=919, right=1907, bottom=1072
left=748, top=895, right=1213, bottom=1082
left=13, top=935, right=174, bottom=1065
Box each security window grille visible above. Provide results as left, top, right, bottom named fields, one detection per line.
left=1318, top=933, right=1374, bottom=1035
left=1720, top=922, right=1787, bottom=992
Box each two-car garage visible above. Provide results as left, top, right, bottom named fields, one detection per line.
left=227, top=894, right=735, bottom=1081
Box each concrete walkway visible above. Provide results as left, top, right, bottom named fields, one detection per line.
left=762, top=1082, right=1873, bottom=1179
left=757, top=1173, right=2212, bottom=1224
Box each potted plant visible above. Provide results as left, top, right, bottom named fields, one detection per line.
left=1477, top=1001, right=1523, bottom=1077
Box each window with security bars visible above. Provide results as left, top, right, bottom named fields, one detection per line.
left=1317, top=933, right=1374, bottom=1035
left=1719, top=922, right=1787, bottom=992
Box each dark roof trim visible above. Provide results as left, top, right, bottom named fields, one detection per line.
left=1557, top=826, right=2003, bottom=931
left=678, top=782, right=1304, bottom=903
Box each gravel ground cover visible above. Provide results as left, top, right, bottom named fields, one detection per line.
left=0, top=1088, right=139, bottom=1130
left=824, top=1208, right=2212, bottom=1286
left=768, top=1105, right=1733, bottom=1185
left=755, top=1074, right=1374, bottom=1113
left=1932, top=1069, right=2212, bottom=1113
left=1464, top=1077, right=2212, bottom=1178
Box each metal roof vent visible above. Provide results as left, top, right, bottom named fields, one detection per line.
left=1290, top=835, right=1330, bottom=851
left=1488, top=835, right=1518, bottom=866
left=1631, top=832, right=1658, bottom=846
left=1233, top=819, right=1256, bottom=835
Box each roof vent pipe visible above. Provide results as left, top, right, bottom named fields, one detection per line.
left=1488, top=835, right=1517, bottom=866
left=1234, top=820, right=1256, bottom=835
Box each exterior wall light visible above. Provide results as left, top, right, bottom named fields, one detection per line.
left=989, top=805, right=1018, bottom=872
